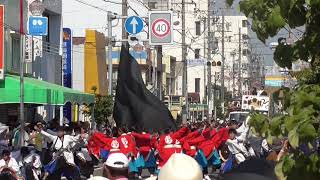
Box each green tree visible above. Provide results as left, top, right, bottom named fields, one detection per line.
left=226, top=0, right=320, bottom=179
left=83, top=86, right=113, bottom=127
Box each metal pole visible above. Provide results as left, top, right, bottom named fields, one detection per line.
left=203, top=17, right=206, bottom=105
left=91, top=103, right=96, bottom=131
left=108, top=12, right=113, bottom=95
left=19, top=35, right=25, bottom=147
left=238, top=27, right=242, bottom=97
left=207, top=63, right=211, bottom=117
left=182, top=0, right=188, bottom=123
left=214, top=72, right=217, bottom=121
left=221, top=9, right=225, bottom=114
left=157, top=46, right=163, bottom=100
left=231, top=52, right=235, bottom=97
left=152, top=49, right=156, bottom=92
left=122, top=0, right=128, bottom=42
left=207, top=0, right=212, bottom=121
left=19, top=0, right=25, bottom=147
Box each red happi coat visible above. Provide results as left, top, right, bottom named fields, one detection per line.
left=87, top=132, right=112, bottom=158
left=157, top=127, right=189, bottom=167
left=131, top=132, right=156, bottom=160
left=118, top=133, right=138, bottom=158
left=180, top=130, right=202, bottom=157
left=186, top=128, right=218, bottom=159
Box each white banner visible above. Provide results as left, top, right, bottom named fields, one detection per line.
left=241, top=95, right=270, bottom=112
left=187, top=59, right=207, bottom=66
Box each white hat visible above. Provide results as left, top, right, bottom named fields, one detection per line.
left=158, top=153, right=203, bottom=180
left=104, top=153, right=129, bottom=169
left=87, top=176, right=109, bottom=180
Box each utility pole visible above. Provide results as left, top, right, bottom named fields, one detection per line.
left=182, top=0, right=188, bottom=123
left=19, top=0, right=25, bottom=147
left=207, top=0, right=212, bottom=120
left=231, top=51, right=236, bottom=97
left=207, top=62, right=211, bottom=118
left=122, top=0, right=128, bottom=43
left=238, top=27, right=242, bottom=97
left=203, top=17, right=206, bottom=104
left=107, top=12, right=113, bottom=95
left=221, top=9, right=225, bottom=114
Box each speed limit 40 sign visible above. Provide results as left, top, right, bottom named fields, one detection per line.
left=149, top=11, right=173, bottom=45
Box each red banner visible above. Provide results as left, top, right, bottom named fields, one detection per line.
left=0, top=5, right=4, bottom=80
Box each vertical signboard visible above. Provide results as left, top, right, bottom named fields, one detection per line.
left=63, top=28, right=72, bottom=122
left=0, top=5, right=4, bottom=80
left=149, top=11, right=173, bottom=45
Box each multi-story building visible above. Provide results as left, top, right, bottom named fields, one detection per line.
left=28, top=0, right=63, bottom=120
left=0, top=0, right=93, bottom=125
left=212, top=15, right=250, bottom=97
left=0, top=0, right=64, bottom=122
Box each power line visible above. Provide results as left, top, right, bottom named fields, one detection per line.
left=130, top=0, right=151, bottom=10
left=99, top=0, right=123, bottom=5
left=73, top=0, right=110, bottom=13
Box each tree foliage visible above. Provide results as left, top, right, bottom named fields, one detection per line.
left=83, top=86, right=113, bottom=127
left=249, top=85, right=320, bottom=180
left=226, top=0, right=320, bottom=179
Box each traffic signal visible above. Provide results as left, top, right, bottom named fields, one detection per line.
left=212, top=61, right=221, bottom=66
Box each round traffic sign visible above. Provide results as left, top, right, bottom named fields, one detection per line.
left=125, top=16, right=144, bottom=35
left=151, top=18, right=171, bottom=38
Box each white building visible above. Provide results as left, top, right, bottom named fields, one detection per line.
left=212, top=15, right=250, bottom=97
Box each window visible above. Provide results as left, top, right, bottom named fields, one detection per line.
left=243, top=49, right=248, bottom=56
left=195, top=49, right=200, bottom=59
left=242, top=20, right=248, bottom=27
left=242, top=34, right=249, bottom=40
left=148, top=2, right=157, bottom=9
left=195, top=21, right=201, bottom=36
left=234, top=64, right=239, bottom=71
left=227, top=36, right=232, bottom=42
left=11, top=36, right=21, bottom=72
left=226, top=22, right=231, bottom=31
left=195, top=78, right=200, bottom=93
left=243, top=63, right=249, bottom=70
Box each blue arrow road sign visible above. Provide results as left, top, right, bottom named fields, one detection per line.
left=28, top=16, right=48, bottom=36
left=125, top=16, right=144, bottom=35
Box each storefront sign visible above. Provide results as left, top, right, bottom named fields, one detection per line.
left=63, top=28, right=72, bottom=122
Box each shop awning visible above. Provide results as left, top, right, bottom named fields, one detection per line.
left=0, top=75, right=94, bottom=105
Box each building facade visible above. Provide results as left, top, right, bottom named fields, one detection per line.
left=0, top=0, right=64, bottom=123
left=212, top=15, right=250, bottom=97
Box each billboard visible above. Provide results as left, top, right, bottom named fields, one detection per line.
left=0, top=5, right=4, bottom=80
left=63, top=28, right=72, bottom=122
left=241, top=95, right=270, bottom=112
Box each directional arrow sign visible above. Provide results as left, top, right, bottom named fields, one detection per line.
left=125, top=16, right=144, bottom=35
left=130, top=17, right=138, bottom=34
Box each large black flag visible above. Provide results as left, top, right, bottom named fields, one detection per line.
left=113, top=45, right=177, bottom=132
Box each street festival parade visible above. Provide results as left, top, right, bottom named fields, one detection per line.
left=0, top=0, right=320, bottom=180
